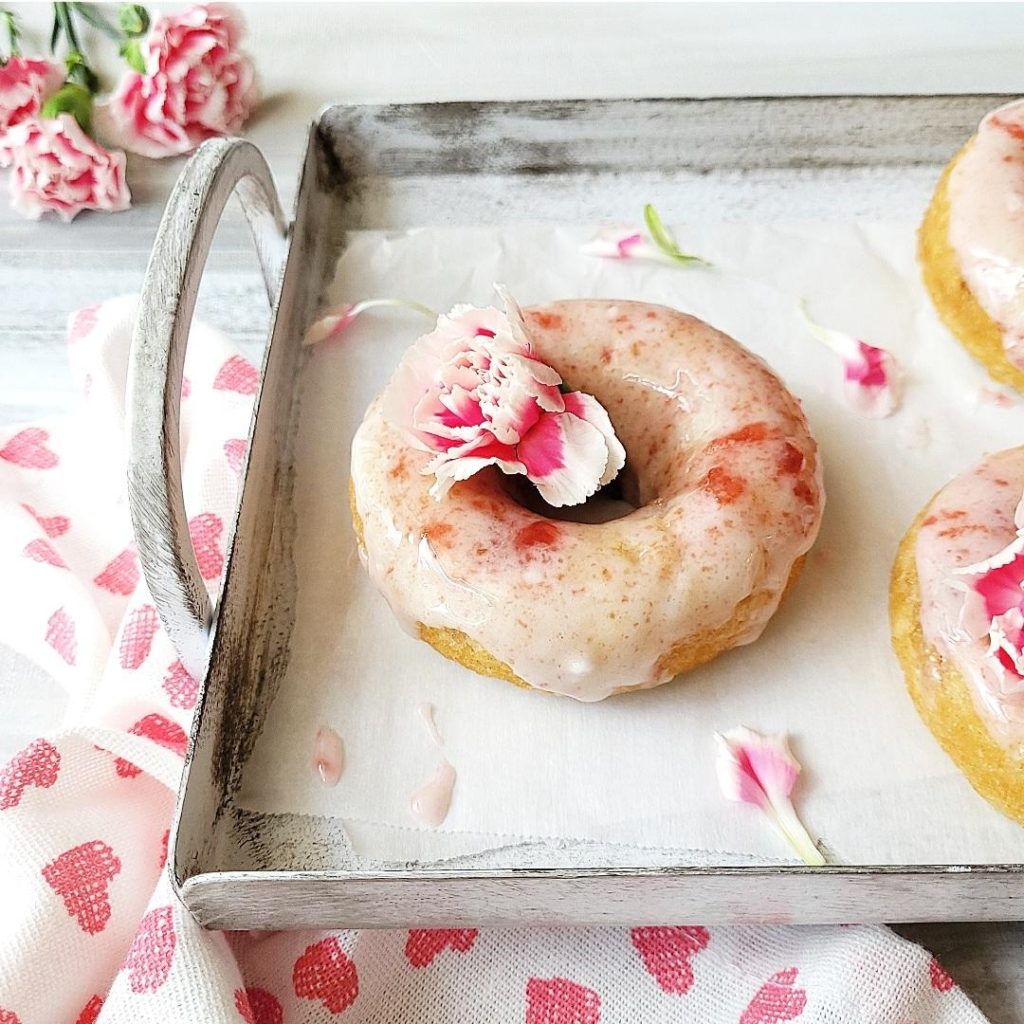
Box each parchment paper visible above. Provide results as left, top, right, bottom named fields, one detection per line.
left=234, top=219, right=1024, bottom=868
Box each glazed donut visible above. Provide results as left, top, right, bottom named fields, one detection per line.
left=891, top=447, right=1024, bottom=825
left=350, top=299, right=824, bottom=701
left=919, top=98, right=1024, bottom=392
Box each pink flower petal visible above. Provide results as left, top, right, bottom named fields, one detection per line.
left=303, top=298, right=435, bottom=347
left=715, top=727, right=823, bottom=866
left=799, top=303, right=902, bottom=418
left=580, top=228, right=661, bottom=262
left=562, top=391, right=626, bottom=487
left=518, top=411, right=610, bottom=508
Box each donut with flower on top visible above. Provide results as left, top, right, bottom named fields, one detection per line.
left=350, top=287, right=824, bottom=701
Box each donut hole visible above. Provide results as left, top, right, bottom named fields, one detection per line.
left=500, top=464, right=640, bottom=524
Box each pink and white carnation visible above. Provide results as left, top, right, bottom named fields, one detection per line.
left=104, top=3, right=257, bottom=159
left=0, top=114, right=131, bottom=222
left=0, top=57, right=63, bottom=138
left=956, top=506, right=1024, bottom=682
left=383, top=286, right=625, bottom=507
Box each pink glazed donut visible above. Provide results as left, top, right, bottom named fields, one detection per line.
left=350, top=299, right=824, bottom=701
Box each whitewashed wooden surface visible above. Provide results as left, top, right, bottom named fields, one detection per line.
left=2, top=3, right=1024, bottom=1019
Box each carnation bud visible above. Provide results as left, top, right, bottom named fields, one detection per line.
left=119, top=4, right=150, bottom=38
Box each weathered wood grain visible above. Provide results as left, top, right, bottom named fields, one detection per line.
left=127, top=138, right=288, bottom=679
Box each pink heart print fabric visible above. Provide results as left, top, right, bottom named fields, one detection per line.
left=0, top=297, right=991, bottom=1023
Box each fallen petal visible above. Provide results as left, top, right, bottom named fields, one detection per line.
left=304, top=298, right=435, bottom=347
left=799, top=301, right=902, bottom=418
left=715, top=727, right=824, bottom=867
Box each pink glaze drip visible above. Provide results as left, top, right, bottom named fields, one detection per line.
left=948, top=99, right=1024, bottom=369
left=409, top=761, right=457, bottom=827
left=351, top=300, right=823, bottom=701
left=410, top=702, right=457, bottom=826
left=417, top=701, right=444, bottom=748
left=915, top=448, right=1024, bottom=748
left=312, top=725, right=345, bottom=787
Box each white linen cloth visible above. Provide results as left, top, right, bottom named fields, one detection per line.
left=0, top=297, right=990, bottom=1023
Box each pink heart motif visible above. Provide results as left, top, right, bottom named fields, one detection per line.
left=42, top=839, right=121, bottom=934
left=223, top=438, right=248, bottom=478
left=293, top=936, right=360, bottom=1014
left=0, top=738, right=60, bottom=810
left=929, top=958, right=956, bottom=993
left=526, top=977, right=601, bottom=1024
left=123, top=905, right=176, bottom=992
left=94, top=546, right=140, bottom=596
left=22, top=504, right=70, bottom=537
left=630, top=926, right=710, bottom=995
left=163, top=659, right=199, bottom=710
left=68, top=303, right=100, bottom=343
left=115, top=714, right=189, bottom=778
left=23, top=538, right=67, bottom=568
left=404, top=928, right=479, bottom=967
left=0, top=428, right=58, bottom=469
left=74, top=995, right=103, bottom=1024
left=45, top=607, right=77, bottom=665
left=158, top=829, right=170, bottom=870
left=739, top=968, right=808, bottom=1024
left=235, top=987, right=284, bottom=1024
left=189, top=512, right=224, bottom=580
left=119, top=604, right=159, bottom=670
left=213, top=355, right=259, bottom=395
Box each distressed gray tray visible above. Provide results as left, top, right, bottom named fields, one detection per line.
left=127, top=96, right=1023, bottom=931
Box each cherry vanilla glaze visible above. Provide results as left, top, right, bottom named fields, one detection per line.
left=948, top=99, right=1024, bottom=368
left=915, top=449, right=1024, bottom=747
left=350, top=300, right=824, bottom=701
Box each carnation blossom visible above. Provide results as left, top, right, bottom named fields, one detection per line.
left=0, top=114, right=130, bottom=222
left=955, top=500, right=1024, bottom=682
left=0, top=57, right=63, bottom=138
left=103, top=3, right=258, bottom=158
left=383, top=286, right=625, bottom=507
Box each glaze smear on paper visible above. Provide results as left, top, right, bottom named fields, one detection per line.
left=410, top=703, right=456, bottom=827
left=312, top=725, right=345, bottom=787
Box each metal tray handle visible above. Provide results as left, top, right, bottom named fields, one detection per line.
left=127, top=138, right=288, bottom=678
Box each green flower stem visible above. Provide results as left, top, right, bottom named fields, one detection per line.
left=1, top=8, right=20, bottom=59
left=71, top=2, right=122, bottom=41
left=766, top=798, right=826, bottom=867
left=643, top=202, right=710, bottom=267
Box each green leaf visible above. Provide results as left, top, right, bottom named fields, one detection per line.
left=72, top=3, right=121, bottom=41
left=118, top=3, right=149, bottom=37
left=40, top=81, right=94, bottom=133
left=120, top=37, right=144, bottom=73
left=643, top=202, right=709, bottom=267
left=49, top=8, right=60, bottom=53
